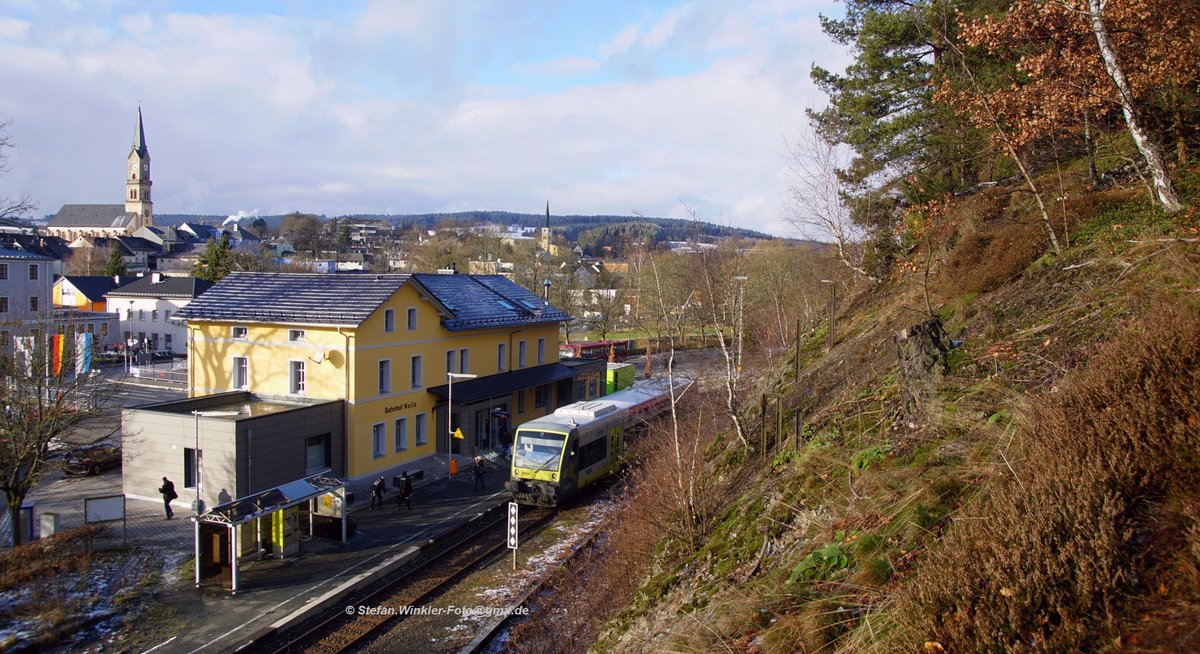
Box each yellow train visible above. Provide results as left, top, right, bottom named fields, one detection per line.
left=505, top=378, right=680, bottom=506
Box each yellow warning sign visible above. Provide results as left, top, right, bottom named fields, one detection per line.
left=453, top=427, right=465, bottom=440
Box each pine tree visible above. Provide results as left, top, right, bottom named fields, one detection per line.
left=103, top=245, right=128, bottom=276
left=194, top=234, right=234, bottom=282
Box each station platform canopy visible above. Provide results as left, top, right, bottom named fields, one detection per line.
left=197, top=473, right=345, bottom=527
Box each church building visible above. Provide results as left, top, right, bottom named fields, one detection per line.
left=46, top=108, right=155, bottom=242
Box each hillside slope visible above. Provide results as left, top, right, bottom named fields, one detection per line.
left=588, top=176, right=1200, bottom=652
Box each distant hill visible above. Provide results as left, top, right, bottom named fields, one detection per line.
left=153, top=211, right=774, bottom=243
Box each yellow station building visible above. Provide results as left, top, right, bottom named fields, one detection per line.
left=172, top=271, right=576, bottom=485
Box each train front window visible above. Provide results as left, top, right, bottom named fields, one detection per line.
left=514, top=430, right=566, bottom=471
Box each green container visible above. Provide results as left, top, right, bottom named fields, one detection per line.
left=607, top=363, right=634, bottom=394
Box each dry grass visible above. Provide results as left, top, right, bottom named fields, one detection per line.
left=941, top=219, right=1048, bottom=296
left=893, top=301, right=1200, bottom=652
left=0, top=524, right=105, bottom=592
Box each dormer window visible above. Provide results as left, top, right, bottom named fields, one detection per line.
left=232, top=326, right=248, bottom=340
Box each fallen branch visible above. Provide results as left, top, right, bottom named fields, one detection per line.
left=1114, top=243, right=1177, bottom=283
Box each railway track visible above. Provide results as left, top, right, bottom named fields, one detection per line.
left=461, top=500, right=617, bottom=654
left=261, top=505, right=556, bottom=654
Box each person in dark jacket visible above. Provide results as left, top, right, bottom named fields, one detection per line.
left=473, top=456, right=486, bottom=491
left=396, top=471, right=413, bottom=510
left=159, top=477, right=177, bottom=519
left=370, top=476, right=385, bottom=509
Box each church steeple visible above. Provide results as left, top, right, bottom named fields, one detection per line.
left=539, top=201, right=552, bottom=253
left=132, top=107, right=148, bottom=159
left=125, top=106, right=153, bottom=231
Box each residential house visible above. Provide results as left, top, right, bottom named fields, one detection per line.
left=106, top=273, right=213, bottom=353
left=54, top=275, right=139, bottom=311
left=0, top=247, right=55, bottom=343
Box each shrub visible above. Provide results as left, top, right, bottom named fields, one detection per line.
left=941, top=220, right=1047, bottom=295
left=788, top=543, right=851, bottom=584
left=893, top=302, right=1200, bottom=651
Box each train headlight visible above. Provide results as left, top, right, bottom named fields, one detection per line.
left=552, top=472, right=558, bottom=481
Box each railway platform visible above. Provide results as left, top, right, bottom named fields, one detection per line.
left=126, top=454, right=512, bottom=654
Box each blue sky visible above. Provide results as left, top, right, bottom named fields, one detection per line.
left=0, top=0, right=848, bottom=236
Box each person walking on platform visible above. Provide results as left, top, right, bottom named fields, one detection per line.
left=473, top=456, right=486, bottom=491
left=159, top=477, right=177, bottom=519
left=396, top=471, right=413, bottom=510
left=370, top=476, right=386, bottom=509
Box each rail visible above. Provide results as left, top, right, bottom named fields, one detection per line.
left=260, top=505, right=557, bottom=654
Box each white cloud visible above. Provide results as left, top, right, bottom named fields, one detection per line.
left=0, top=16, right=30, bottom=39
left=598, top=23, right=640, bottom=58
left=527, top=56, right=602, bottom=77
left=0, top=1, right=849, bottom=236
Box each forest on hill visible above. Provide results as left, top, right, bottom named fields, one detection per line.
left=489, top=1, right=1200, bottom=653
left=154, top=210, right=774, bottom=244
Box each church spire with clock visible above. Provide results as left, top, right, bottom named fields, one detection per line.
left=125, top=107, right=153, bottom=230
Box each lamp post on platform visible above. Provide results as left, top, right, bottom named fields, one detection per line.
left=446, top=372, right=478, bottom=485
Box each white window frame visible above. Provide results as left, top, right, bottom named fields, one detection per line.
left=233, top=356, right=249, bottom=390
left=537, top=337, right=545, bottom=365
left=384, top=308, right=395, bottom=332
left=459, top=348, right=469, bottom=374
left=406, top=307, right=417, bottom=330
left=27, top=264, right=38, bottom=281
left=289, top=329, right=305, bottom=342
left=372, top=423, right=385, bottom=459
left=446, top=349, right=456, bottom=375
left=289, top=359, right=306, bottom=395
left=415, top=412, right=427, bottom=445
left=232, top=325, right=248, bottom=340
left=394, top=416, right=408, bottom=452
left=498, top=343, right=506, bottom=371
left=378, top=359, right=392, bottom=394
left=518, top=340, right=527, bottom=368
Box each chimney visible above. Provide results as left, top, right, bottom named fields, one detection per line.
left=151, top=272, right=162, bottom=283
left=113, top=275, right=120, bottom=284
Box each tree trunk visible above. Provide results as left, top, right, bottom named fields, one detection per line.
left=894, top=318, right=951, bottom=430
left=1088, top=0, right=1186, bottom=213
left=6, top=491, right=23, bottom=546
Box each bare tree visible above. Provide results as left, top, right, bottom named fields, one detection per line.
left=786, top=121, right=877, bottom=280
left=0, top=121, right=36, bottom=221
left=644, top=253, right=705, bottom=550
left=0, top=331, right=108, bottom=545
left=65, top=246, right=113, bottom=276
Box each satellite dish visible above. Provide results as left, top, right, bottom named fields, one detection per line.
left=310, top=345, right=326, bottom=363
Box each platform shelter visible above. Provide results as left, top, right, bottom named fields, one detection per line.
left=194, top=473, right=347, bottom=594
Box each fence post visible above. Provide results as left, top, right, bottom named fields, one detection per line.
left=761, top=393, right=768, bottom=464
left=776, top=395, right=783, bottom=455
left=795, top=318, right=801, bottom=382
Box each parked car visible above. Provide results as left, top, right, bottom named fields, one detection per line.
left=63, top=444, right=122, bottom=477
left=149, top=350, right=178, bottom=361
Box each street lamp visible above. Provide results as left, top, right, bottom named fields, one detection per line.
left=126, top=337, right=138, bottom=374
left=446, top=372, right=478, bottom=484
left=820, top=280, right=835, bottom=349
left=191, top=410, right=238, bottom=516
left=733, top=275, right=748, bottom=379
